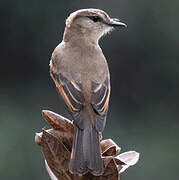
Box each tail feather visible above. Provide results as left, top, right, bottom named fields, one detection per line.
left=69, top=124, right=103, bottom=176
left=69, top=126, right=86, bottom=174
left=83, top=125, right=103, bottom=175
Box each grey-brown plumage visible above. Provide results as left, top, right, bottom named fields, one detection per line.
left=49, top=8, right=126, bottom=176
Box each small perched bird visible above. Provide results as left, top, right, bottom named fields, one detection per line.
left=49, top=8, right=126, bottom=176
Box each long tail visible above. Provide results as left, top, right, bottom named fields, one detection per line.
left=69, top=124, right=103, bottom=176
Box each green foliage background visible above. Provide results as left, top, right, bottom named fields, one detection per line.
left=0, top=0, right=179, bottom=179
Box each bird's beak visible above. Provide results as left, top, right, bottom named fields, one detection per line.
left=108, top=18, right=127, bottom=28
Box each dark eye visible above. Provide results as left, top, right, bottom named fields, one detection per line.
left=87, top=16, right=101, bottom=22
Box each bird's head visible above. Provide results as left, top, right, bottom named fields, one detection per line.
left=64, top=8, right=127, bottom=44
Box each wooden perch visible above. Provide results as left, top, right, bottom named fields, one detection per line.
left=35, top=110, right=139, bottom=180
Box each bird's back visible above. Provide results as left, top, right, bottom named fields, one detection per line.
left=51, top=41, right=110, bottom=98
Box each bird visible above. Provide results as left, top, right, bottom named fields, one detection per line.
left=49, top=8, right=126, bottom=176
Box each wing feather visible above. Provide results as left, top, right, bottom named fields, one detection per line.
left=50, top=71, right=84, bottom=112
left=91, top=77, right=110, bottom=116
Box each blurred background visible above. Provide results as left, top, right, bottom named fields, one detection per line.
left=1, top=0, right=179, bottom=179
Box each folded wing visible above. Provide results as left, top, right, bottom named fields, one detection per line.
left=50, top=71, right=84, bottom=112
left=91, top=77, right=110, bottom=132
